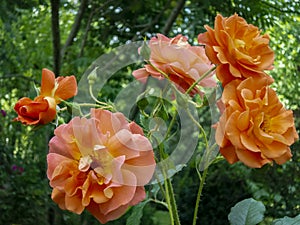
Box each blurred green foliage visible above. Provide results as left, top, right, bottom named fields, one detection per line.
left=0, top=0, right=299, bottom=224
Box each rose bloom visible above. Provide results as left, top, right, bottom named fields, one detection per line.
left=133, top=33, right=216, bottom=96
left=198, top=13, right=274, bottom=86
left=14, top=69, right=77, bottom=125
left=215, top=76, right=298, bottom=168
left=47, top=109, right=156, bottom=223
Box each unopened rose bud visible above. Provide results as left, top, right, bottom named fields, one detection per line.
left=87, top=69, right=97, bottom=85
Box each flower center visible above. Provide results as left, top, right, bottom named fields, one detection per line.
left=50, top=80, right=59, bottom=98
left=234, top=38, right=246, bottom=50
left=78, top=144, right=115, bottom=184
left=78, top=155, right=93, bottom=172
left=176, top=37, right=189, bottom=48
left=260, top=114, right=271, bottom=133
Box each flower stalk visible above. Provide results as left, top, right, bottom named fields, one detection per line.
left=192, top=167, right=208, bottom=225
left=186, top=65, right=216, bottom=95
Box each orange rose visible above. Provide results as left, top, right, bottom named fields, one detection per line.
left=215, top=76, right=298, bottom=168
left=133, top=33, right=216, bottom=96
left=14, top=96, right=57, bottom=125
left=47, top=109, right=156, bottom=223
left=14, top=69, right=77, bottom=125
left=198, top=14, right=274, bottom=86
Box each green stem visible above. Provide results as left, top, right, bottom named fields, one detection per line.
left=146, top=61, right=186, bottom=225
left=164, top=175, right=175, bottom=225
left=162, top=167, right=181, bottom=225
left=148, top=61, right=171, bottom=80
left=192, top=168, right=208, bottom=225
left=89, top=84, right=109, bottom=106
left=186, top=66, right=217, bottom=95
left=166, top=178, right=181, bottom=225
left=150, top=198, right=169, bottom=209
left=184, top=102, right=211, bottom=225
left=186, top=108, right=208, bottom=147
left=77, top=103, right=102, bottom=108
left=158, top=143, right=180, bottom=225
left=164, top=110, right=178, bottom=141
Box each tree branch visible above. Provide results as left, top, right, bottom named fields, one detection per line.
left=162, top=0, right=186, bottom=35
left=61, top=0, right=88, bottom=62
left=50, top=0, right=61, bottom=76
left=131, top=0, right=171, bottom=41
left=78, top=7, right=95, bottom=58
left=78, top=0, right=115, bottom=57
left=260, top=0, right=300, bottom=15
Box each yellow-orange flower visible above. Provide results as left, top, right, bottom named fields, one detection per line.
left=215, top=77, right=298, bottom=168
left=133, top=33, right=216, bottom=96
left=47, top=109, right=156, bottom=223
left=14, top=69, right=77, bottom=125
left=198, top=13, right=274, bottom=86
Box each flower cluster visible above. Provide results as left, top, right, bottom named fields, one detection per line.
left=13, top=69, right=156, bottom=223
left=13, top=13, right=299, bottom=224
left=133, top=13, right=298, bottom=168
left=198, top=14, right=298, bottom=167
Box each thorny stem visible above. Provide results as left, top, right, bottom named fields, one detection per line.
left=162, top=167, right=181, bottom=225
left=167, top=177, right=181, bottom=225
left=192, top=167, right=209, bottom=225
left=185, top=104, right=210, bottom=225
left=146, top=59, right=217, bottom=225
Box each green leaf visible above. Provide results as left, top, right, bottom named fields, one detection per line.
left=126, top=200, right=149, bottom=225
left=151, top=210, right=171, bottom=225
left=137, top=97, right=149, bottom=111
left=272, top=214, right=300, bottom=225
left=139, top=40, right=151, bottom=60
left=228, top=198, right=266, bottom=225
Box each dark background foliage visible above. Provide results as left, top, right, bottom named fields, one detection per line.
left=0, top=0, right=299, bottom=224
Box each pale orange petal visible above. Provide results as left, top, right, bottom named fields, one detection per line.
left=51, top=188, right=67, bottom=210
left=273, top=149, right=292, bottom=165
left=64, top=194, right=85, bottom=214
left=87, top=201, right=129, bottom=224
left=237, top=110, right=250, bottom=131
left=269, top=110, right=294, bottom=134
left=99, top=183, right=136, bottom=215
left=235, top=148, right=271, bottom=168
left=38, top=97, right=57, bottom=124
left=261, top=142, right=290, bottom=159
left=225, top=111, right=243, bottom=149
left=54, top=75, right=78, bottom=102
left=219, top=145, right=239, bottom=164
left=40, top=68, right=55, bottom=96
left=240, top=132, right=260, bottom=152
